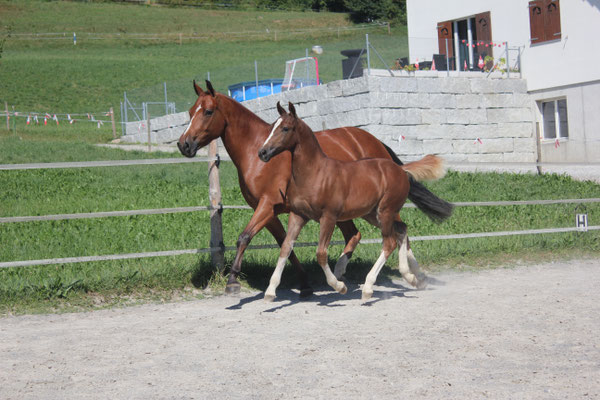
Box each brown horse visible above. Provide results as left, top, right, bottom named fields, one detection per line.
left=259, top=102, right=447, bottom=301
left=178, top=81, right=453, bottom=296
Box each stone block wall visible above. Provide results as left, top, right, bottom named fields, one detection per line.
left=122, top=70, right=536, bottom=164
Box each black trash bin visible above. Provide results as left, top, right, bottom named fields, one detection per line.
left=341, top=49, right=365, bottom=79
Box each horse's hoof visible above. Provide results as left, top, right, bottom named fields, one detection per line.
left=361, top=291, right=373, bottom=302
left=264, top=294, right=275, bottom=302
left=338, top=283, right=348, bottom=295
left=299, top=287, right=314, bottom=299
left=416, top=278, right=428, bottom=290
left=225, top=283, right=241, bottom=295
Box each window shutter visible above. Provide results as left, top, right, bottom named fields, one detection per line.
left=475, top=11, right=493, bottom=58
left=529, top=0, right=545, bottom=44
left=545, top=0, right=561, bottom=40
left=437, top=20, right=454, bottom=57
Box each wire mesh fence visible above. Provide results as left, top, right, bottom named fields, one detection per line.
left=120, top=28, right=400, bottom=124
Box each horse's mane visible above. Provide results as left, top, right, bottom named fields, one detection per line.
left=217, top=93, right=270, bottom=127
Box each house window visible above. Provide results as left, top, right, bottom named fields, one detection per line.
left=541, top=99, right=568, bottom=139
left=437, top=11, right=493, bottom=71
left=529, top=0, right=561, bottom=44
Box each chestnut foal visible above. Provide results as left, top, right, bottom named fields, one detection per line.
left=258, top=102, right=447, bottom=301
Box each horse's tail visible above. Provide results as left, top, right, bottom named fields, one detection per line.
left=401, top=154, right=446, bottom=182
left=381, top=142, right=454, bottom=223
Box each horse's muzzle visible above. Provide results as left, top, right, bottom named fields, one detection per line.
left=177, top=138, right=198, bottom=158
left=258, top=147, right=272, bottom=162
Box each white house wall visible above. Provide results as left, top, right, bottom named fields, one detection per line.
left=406, top=0, right=600, bottom=91
left=406, top=0, right=530, bottom=66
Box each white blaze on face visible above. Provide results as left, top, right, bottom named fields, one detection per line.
left=183, top=104, right=203, bottom=136
left=262, top=117, right=282, bottom=147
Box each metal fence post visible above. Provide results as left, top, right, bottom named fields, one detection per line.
left=208, top=139, right=225, bottom=271
left=123, top=91, right=128, bottom=125
left=255, top=60, right=259, bottom=94
left=506, top=41, right=510, bottom=78
left=4, top=102, right=9, bottom=130
left=110, top=107, right=117, bottom=139
left=445, top=38, right=450, bottom=76
left=146, top=111, right=151, bottom=152
left=366, top=34, right=371, bottom=75
left=163, top=82, right=168, bottom=116
left=120, top=101, right=125, bottom=136
left=305, top=48, right=309, bottom=85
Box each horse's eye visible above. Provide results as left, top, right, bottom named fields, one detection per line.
left=205, top=110, right=214, bottom=116
left=282, top=127, right=289, bottom=133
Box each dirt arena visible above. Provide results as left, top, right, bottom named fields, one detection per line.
left=1, top=258, right=599, bottom=399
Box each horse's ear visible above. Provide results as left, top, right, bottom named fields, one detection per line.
left=288, top=102, right=297, bottom=118
left=193, top=80, right=204, bottom=97
left=205, top=80, right=216, bottom=97
left=276, top=101, right=286, bottom=116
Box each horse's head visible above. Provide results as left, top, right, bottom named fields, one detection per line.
left=258, top=101, right=302, bottom=162
left=177, top=80, right=226, bottom=158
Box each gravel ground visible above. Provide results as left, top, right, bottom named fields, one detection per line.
left=1, top=258, right=599, bottom=400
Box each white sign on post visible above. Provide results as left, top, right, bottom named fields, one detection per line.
left=576, top=214, right=588, bottom=231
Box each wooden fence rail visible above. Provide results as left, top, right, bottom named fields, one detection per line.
left=1, top=148, right=598, bottom=269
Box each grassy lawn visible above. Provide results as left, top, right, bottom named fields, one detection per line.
left=1, top=0, right=405, bottom=117
left=2, top=129, right=599, bottom=315
left=0, top=1, right=599, bottom=315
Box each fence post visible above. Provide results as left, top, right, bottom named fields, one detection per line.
left=163, top=82, right=168, bottom=116
left=366, top=34, right=371, bottom=75
left=208, top=139, right=225, bottom=271
left=445, top=38, right=450, bottom=76
left=254, top=60, right=259, bottom=94
left=110, top=107, right=117, bottom=139
left=505, top=41, right=510, bottom=78
left=4, top=102, right=9, bottom=130
left=146, top=111, right=151, bottom=152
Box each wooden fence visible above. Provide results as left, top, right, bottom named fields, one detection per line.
left=1, top=146, right=599, bottom=269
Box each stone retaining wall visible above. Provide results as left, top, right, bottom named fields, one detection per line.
left=122, top=70, right=536, bottom=163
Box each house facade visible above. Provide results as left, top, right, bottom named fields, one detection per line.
left=406, top=0, right=600, bottom=163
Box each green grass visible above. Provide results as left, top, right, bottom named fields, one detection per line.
left=1, top=131, right=599, bottom=314
left=0, top=0, right=599, bottom=315
left=1, top=0, right=405, bottom=118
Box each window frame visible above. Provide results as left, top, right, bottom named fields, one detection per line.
left=539, top=98, right=569, bottom=141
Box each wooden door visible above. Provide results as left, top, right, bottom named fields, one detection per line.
left=437, top=20, right=454, bottom=57
left=475, top=11, right=493, bottom=58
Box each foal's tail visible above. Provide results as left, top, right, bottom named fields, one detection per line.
left=401, top=154, right=446, bottom=182
left=381, top=143, right=454, bottom=223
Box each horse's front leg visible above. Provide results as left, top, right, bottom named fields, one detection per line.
left=227, top=199, right=278, bottom=294
left=264, top=212, right=308, bottom=301
left=318, top=215, right=347, bottom=295
left=264, top=217, right=313, bottom=298
left=334, top=221, right=361, bottom=280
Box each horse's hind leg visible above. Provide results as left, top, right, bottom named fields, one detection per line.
left=394, top=222, right=426, bottom=288
left=334, top=221, right=362, bottom=280
left=406, top=238, right=428, bottom=289
left=362, top=234, right=396, bottom=302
